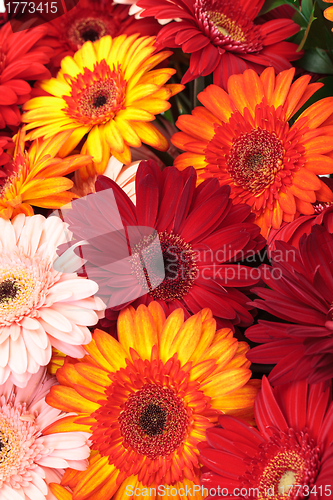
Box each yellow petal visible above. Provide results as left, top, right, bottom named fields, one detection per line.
left=202, top=368, right=252, bottom=397
left=86, top=125, right=103, bottom=163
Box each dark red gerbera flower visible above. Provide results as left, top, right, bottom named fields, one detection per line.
left=136, top=0, right=302, bottom=88
left=199, top=377, right=333, bottom=499
left=268, top=178, right=333, bottom=251
left=246, top=225, right=333, bottom=385
left=57, top=160, right=265, bottom=330
left=43, top=0, right=160, bottom=73
left=0, top=22, right=52, bottom=128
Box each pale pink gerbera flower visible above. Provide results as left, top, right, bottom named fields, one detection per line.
left=0, top=214, right=105, bottom=387
left=0, top=367, right=90, bottom=500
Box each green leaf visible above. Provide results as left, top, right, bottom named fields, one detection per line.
left=259, top=0, right=299, bottom=16
left=297, top=47, right=333, bottom=73
left=301, top=0, right=314, bottom=20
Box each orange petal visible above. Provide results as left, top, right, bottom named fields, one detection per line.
left=288, top=183, right=316, bottom=202
left=46, top=385, right=99, bottom=413
left=176, top=114, right=215, bottom=141
left=271, top=200, right=283, bottom=229
left=270, top=68, right=295, bottom=109
left=203, top=368, right=251, bottom=397
left=292, top=168, right=321, bottom=190
left=305, top=154, right=333, bottom=175
left=297, top=96, right=333, bottom=129
left=295, top=198, right=315, bottom=215
left=315, top=179, right=333, bottom=202
left=277, top=190, right=296, bottom=215
left=260, top=67, right=275, bottom=103
left=284, top=74, right=311, bottom=120
left=94, top=328, right=127, bottom=370
left=198, top=84, right=234, bottom=123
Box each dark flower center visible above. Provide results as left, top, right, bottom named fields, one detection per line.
left=138, top=403, right=167, bottom=437
left=227, top=128, right=284, bottom=195
left=0, top=280, right=20, bottom=303
left=118, top=384, right=189, bottom=459
left=81, top=27, right=100, bottom=42
left=92, top=94, right=108, bottom=108
left=131, top=231, right=197, bottom=302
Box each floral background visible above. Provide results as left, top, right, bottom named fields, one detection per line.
left=0, top=0, right=333, bottom=498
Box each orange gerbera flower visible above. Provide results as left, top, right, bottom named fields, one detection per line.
left=45, top=302, right=259, bottom=500
left=22, top=34, right=183, bottom=176
left=0, top=130, right=91, bottom=219
left=172, top=67, right=333, bottom=238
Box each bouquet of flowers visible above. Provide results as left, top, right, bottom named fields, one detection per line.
left=1, top=0, right=333, bottom=498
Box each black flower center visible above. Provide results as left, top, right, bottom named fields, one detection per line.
left=138, top=403, right=167, bottom=437
left=93, top=94, right=108, bottom=108
left=0, top=280, right=20, bottom=303
left=81, top=27, right=100, bottom=42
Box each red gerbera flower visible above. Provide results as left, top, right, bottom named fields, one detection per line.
left=0, top=22, right=52, bottom=128
left=57, top=160, right=265, bottom=330
left=246, top=226, right=333, bottom=385
left=136, top=0, right=301, bottom=88
left=43, top=0, right=160, bottom=73
left=199, top=377, right=333, bottom=499
left=267, top=178, right=333, bottom=251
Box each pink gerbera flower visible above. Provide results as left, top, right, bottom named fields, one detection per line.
left=0, top=214, right=105, bottom=387
left=0, top=367, right=90, bottom=500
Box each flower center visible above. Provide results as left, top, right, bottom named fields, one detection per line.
left=0, top=400, right=44, bottom=489
left=131, top=231, right=197, bottom=302
left=243, top=428, right=321, bottom=500
left=69, top=17, right=108, bottom=47
left=118, top=384, right=189, bottom=459
left=227, top=128, right=284, bottom=195
left=63, top=60, right=126, bottom=126
left=194, top=0, right=263, bottom=53
left=0, top=279, right=20, bottom=303
left=0, top=261, right=48, bottom=326
left=207, top=10, right=246, bottom=41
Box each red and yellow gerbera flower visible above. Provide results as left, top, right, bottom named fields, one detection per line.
left=22, top=34, right=183, bottom=175
left=172, top=67, right=333, bottom=237
left=45, top=302, right=259, bottom=500
left=0, top=129, right=90, bottom=219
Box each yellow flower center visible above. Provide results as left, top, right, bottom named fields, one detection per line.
left=208, top=10, right=246, bottom=42
left=278, top=470, right=297, bottom=495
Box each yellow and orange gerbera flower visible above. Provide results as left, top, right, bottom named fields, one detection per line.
left=0, top=129, right=90, bottom=219
left=22, top=34, right=183, bottom=176
left=172, top=67, right=333, bottom=238
left=44, top=302, right=259, bottom=500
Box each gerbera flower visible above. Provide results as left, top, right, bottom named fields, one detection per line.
left=136, top=0, right=301, bottom=88
left=246, top=225, right=333, bottom=385
left=0, top=213, right=105, bottom=387
left=44, top=0, right=159, bottom=74
left=0, top=22, right=52, bottom=128
left=0, top=129, right=92, bottom=220
left=45, top=302, right=259, bottom=500
left=57, top=160, right=264, bottom=330
left=267, top=178, right=333, bottom=251
left=22, top=34, right=184, bottom=175
left=200, top=376, right=333, bottom=499
left=172, top=67, right=333, bottom=238
left=0, top=366, right=90, bottom=500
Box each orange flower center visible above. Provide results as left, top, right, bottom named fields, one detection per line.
left=63, top=60, right=126, bottom=126
left=118, top=384, right=189, bottom=460
left=207, top=10, right=246, bottom=42
left=131, top=231, right=197, bottom=301
left=243, top=429, right=321, bottom=500
left=227, top=128, right=284, bottom=195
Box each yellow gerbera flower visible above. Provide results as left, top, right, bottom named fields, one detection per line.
left=45, top=302, right=259, bottom=500
left=22, top=34, right=184, bottom=175
left=0, top=129, right=90, bottom=219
